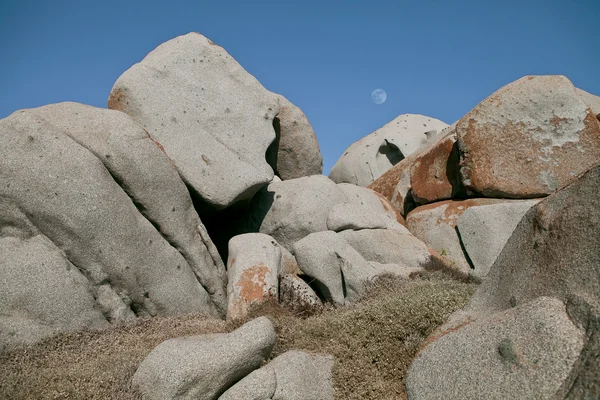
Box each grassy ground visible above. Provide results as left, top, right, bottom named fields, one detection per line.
left=0, top=271, right=476, bottom=400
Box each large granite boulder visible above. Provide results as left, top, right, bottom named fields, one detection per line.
left=226, top=234, right=280, bottom=320
left=27, top=102, right=227, bottom=314
left=0, top=199, right=110, bottom=352
left=220, top=350, right=334, bottom=400
left=0, top=109, right=219, bottom=334
left=457, top=75, right=600, bottom=198
left=408, top=163, right=600, bottom=399
left=330, top=114, right=448, bottom=186
left=132, top=317, right=277, bottom=400
left=406, top=297, right=584, bottom=400
left=108, top=32, right=279, bottom=209
left=267, top=94, right=323, bottom=180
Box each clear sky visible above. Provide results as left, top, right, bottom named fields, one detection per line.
left=2, top=0, right=599, bottom=174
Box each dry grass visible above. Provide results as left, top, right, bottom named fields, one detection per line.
left=0, top=271, right=475, bottom=400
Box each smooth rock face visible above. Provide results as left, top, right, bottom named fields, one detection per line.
left=268, top=94, right=323, bottom=180
left=0, top=110, right=218, bottom=324
left=326, top=202, right=388, bottom=231
left=28, top=102, right=227, bottom=314
left=427, top=164, right=600, bottom=398
left=337, top=229, right=439, bottom=270
left=279, top=246, right=302, bottom=276
left=410, top=131, right=464, bottom=205
left=279, top=274, right=323, bottom=312
left=293, top=230, right=378, bottom=305
left=406, top=297, right=584, bottom=400
left=219, top=350, right=334, bottom=400
left=330, top=114, right=448, bottom=186
left=247, top=175, right=348, bottom=252
left=108, top=32, right=279, bottom=209
left=456, top=199, right=540, bottom=279
left=132, top=317, right=277, bottom=400
left=457, top=75, right=600, bottom=198
left=337, top=183, right=408, bottom=229
left=227, top=234, right=280, bottom=320
left=0, top=199, right=109, bottom=352
left=406, top=199, right=512, bottom=275
left=368, top=152, right=419, bottom=216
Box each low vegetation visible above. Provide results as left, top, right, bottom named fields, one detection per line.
left=0, top=271, right=475, bottom=400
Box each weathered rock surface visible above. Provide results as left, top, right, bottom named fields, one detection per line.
left=293, top=230, right=377, bottom=305
left=132, top=317, right=277, bottom=400
left=457, top=75, right=600, bottom=198
left=410, top=130, right=464, bottom=205
left=246, top=175, right=348, bottom=251
left=28, top=102, right=227, bottom=314
left=267, top=94, right=323, bottom=180
left=576, top=87, right=600, bottom=117
left=220, top=350, right=334, bottom=400
left=108, top=32, right=279, bottom=209
left=0, top=110, right=218, bottom=327
left=413, top=163, right=600, bottom=399
left=368, top=125, right=456, bottom=216
left=227, top=234, right=280, bottom=320
left=0, top=199, right=110, bottom=352
left=455, top=198, right=540, bottom=279
left=279, top=274, right=323, bottom=312
left=330, top=114, right=448, bottom=186
left=406, top=199, right=531, bottom=276
left=338, top=229, right=441, bottom=271
left=337, top=183, right=407, bottom=229
left=279, top=246, right=302, bottom=276
left=406, top=297, right=584, bottom=400
left=326, top=202, right=389, bottom=231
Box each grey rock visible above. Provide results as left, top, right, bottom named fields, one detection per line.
left=247, top=175, right=347, bottom=252
left=226, top=234, right=281, bottom=320
left=132, top=317, right=277, bottom=400
left=576, top=87, right=600, bottom=117
left=0, top=199, right=109, bottom=353
left=338, top=229, right=439, bottom=270
left=220, top=350, right=334, bottom=400
left=428, top=164, right=600, bottom=398
left=326, top=202, right=388, bottom=231
left=218, top=367, right=276, bottom=400
left=108, top=32, right=279, bottom=209
left=329, top=114, right=448, bottom=186
left=0, top=110, right=218, bottom=323
left=279, top=246, right=302, bottom=276
left=293, top=231, right=378, bottom=305
left=406, top=297, right=584, bottom=400
left=456, top=199, right=540, bottom=279
left=337, top=183, right=409, bottom=231
left=279, top=274, right=323, bottom=312
left=268, top=94, right=323, bottom=180
left=28, top=102, right=227, bottom=314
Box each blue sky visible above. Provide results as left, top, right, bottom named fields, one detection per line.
left=2, top=0, right=599, bottom=173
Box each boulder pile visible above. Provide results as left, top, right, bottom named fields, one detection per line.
left=1, top=31, right=599, bottom=399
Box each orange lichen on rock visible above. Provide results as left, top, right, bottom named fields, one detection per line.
left=235, top=263, right=274, bottom=304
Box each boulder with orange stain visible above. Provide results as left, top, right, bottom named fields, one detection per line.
left=457, top=75, right=600, bottom=198
left=410, top=129, right=465, bottom=205
left=226, top=233, right=281, bottom=320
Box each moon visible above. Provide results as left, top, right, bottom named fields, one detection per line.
left=371, top=89, right=387, bottom=104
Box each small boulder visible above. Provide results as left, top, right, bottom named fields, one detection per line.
left=457, top=75, right=600, bottom=198
left=220, top=350, right=334, bottom=400
left=330, top=114, right=448, bottom=186
left=227, top=234, right=280, bottom=320
left=132, top=317, right=277, bottom=400
left=267, top=94, right=323, bottom=180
